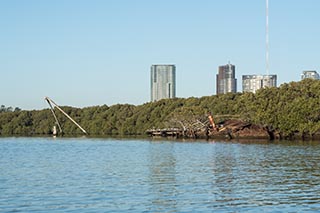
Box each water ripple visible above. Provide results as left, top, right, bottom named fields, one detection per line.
left=1, top=138, right=320, bottom=212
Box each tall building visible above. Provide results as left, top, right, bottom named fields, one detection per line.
left=151, top=65, right=176, bottom=102
left=242, top=74, right=277, bottom=93
left=216, top=63, right=237, bottom=94
left=301, top=70, right=319, bottom=80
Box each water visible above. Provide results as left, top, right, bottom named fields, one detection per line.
left=1, top=138, right=320, bottom=212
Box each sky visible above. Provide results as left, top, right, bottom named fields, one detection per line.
left=1, top=0, right=319, bottom=109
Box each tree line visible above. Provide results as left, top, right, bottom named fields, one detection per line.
left=0, top=105, right=21, bottom=113
left=1, top=79, right=320, bottom=139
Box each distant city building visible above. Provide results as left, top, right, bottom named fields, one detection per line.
left=151, top=65, right=176, bottom=102
left=301, top=70, right=319, bottom=80
left=242, top=75, right=277, bottom=93
left=216, top=63, right=237, bottom=94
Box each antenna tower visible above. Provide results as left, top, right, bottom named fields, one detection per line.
left=266, top=0, right=269, bottom=75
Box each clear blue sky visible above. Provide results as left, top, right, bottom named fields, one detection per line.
left=1, top=0, right=319, bottom=109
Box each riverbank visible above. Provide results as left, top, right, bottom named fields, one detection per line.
left=1, top=79, right=320, bottom=139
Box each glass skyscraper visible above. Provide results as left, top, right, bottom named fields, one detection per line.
left=150, top=65, right=176, bottom=102
left=216, top=63, right=237, bottom=94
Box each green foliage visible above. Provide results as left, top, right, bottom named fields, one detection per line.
left=0, top=105, right=19, bottom=113
left=1, top=79, right=320, bottom=138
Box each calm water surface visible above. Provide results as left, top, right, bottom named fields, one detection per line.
left=1, top=137, right=320, bottom=212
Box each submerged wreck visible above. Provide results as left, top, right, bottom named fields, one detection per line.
left=45, top=97, right=87, bottom=136
left=146, top=113, right=269, bottom=139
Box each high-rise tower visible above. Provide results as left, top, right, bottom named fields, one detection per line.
left=150, top=65, right=176, bottom=102
left=242, top=75, right=277, bottom=93
left=216, top=63, right=237, bottom=94
left=301, top=71, right=320, bottom=80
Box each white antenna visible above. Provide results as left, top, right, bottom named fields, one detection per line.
left=266, top=0, right=269, bottom=75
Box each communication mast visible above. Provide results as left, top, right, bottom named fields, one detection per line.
left=266, top=0, right=269, bottom=76
left=45, top=97, right=87, bottom=135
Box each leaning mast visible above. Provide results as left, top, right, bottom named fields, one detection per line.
left=45, top=97, right=87, bottom=135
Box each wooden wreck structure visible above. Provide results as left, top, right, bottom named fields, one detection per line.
left=146, top=113, right=268, bottom=139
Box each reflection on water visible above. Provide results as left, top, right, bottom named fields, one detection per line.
left=1, top=138, right=320, bottom=212
left=149, top=142, right=177, bottom=212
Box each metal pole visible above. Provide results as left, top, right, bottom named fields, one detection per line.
left=266, top=0, right=269, bottom=76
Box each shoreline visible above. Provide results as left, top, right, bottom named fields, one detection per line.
left=1, top=133, right=320, bottom=142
